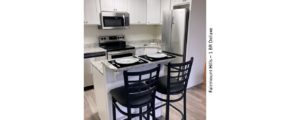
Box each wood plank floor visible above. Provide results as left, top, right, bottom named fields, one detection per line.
left=84, top=84, right=206, bottom=120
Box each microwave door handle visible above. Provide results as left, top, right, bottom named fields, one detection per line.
left=123, top=15, right=125, bottom=26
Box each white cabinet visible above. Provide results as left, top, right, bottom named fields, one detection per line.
left=98, top=0, right=161, bottom=25
left=115, top=0, right=128, bottom=11
left=171, top=0, right=191, bottom=7
left=100, top=0, right=128, bottom=11
left=147, top=0, right=161, bottom=24
left=128, top=0, right=147, bottom=24
left=84, top=0, right=100, bottom=25
left=84, top=55, right=106, bottom=87
left=100, top=0, right=114, bottom=11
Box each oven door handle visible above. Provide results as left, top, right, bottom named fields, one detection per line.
left=108, top=51, right=123, bottom=55
left=108, top=50, right=134, bottom=55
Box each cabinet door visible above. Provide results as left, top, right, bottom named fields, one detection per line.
left=84, top=58, right=93, bottom=87
left=84, top=0, right=99, bottom=25
left=171, top=0, right=190, bottom=7
left=147, top=0, right=161, bottom=24
left=84, top=56, right=106, bottom=87
left=115, top=0, right=128, bottom=11
left=100, top=0, right=115, bottom=11
left=128, top=0, right=147, bottom=24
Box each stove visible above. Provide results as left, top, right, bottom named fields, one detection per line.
left=99, top=35, right=135, bottom=60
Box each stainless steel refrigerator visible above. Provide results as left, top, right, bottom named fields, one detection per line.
left=162, top=7, right=189, bottom=63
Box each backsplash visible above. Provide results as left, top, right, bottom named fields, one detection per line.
left=84, top=25, right=162, bottom=47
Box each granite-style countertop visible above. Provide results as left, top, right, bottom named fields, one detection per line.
left=84, top=47, right=106, bottom=54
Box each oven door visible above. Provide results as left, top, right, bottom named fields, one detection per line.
left=107, top=50, right=135, bottom=60
left=100, top=12, right=129, bottom=29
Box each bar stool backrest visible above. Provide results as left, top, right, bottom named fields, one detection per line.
left=167, top=57, right=194, bottom=94
left=123, top=64, right=161, bottom=107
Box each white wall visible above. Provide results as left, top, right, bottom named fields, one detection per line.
left=84, top=25, right=161, bottom=46
left=186, top=0, right=206, bottom=87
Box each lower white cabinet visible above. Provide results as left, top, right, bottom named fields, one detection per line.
left=84, top=56, right=106, bottom=87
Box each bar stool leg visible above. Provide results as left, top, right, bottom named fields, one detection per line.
left=127, top=108, right=131, bottom=120
left=146, top=105, right=149, bottom=120
left=183, top=92, right=187, bottom=120
left=165, top=94, right=170, bottom=120
left=140, top=107, right=142, bottom=120
left=151, top=101, right=156, bottom=120
left=112, top=98, right=116, bottom=120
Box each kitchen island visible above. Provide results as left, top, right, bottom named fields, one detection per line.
left=91, top=55, right=175, bottom=120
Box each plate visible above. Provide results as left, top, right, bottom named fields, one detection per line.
left=147, top=53, right=167, bottom=58
left=115, top=57, right=139, bottom=65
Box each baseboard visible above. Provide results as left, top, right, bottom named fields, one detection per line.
left=84, top=85, right=94, bottom=91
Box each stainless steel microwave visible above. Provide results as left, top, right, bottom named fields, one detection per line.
left=100, top=11, right=129, bottom=29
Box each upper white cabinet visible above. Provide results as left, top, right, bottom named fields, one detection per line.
left=128, top=0, right=147, bottom=24
left=100, top=0, right=113, bottom=11
left=84, top=0, right=100, bottom=25
left=97, top=0, right=161, bottom=25
left=100, top=0, right=128, bottom=12
left=147, top=0, right=161, bottom=24
left=171, top=0, right=191, bottom=7
left=115, top=0, right=128, bottom=11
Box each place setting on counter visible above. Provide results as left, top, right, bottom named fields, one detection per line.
left=108, top=56, right=148, bottom=68
left=139, top=52, right=176, bottom=62
left=107, top=52, right=176, bottom=69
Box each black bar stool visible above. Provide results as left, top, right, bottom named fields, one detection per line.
left=155, top=57, right=193, bottom=120
left=110, top=64, right=161, bottom=120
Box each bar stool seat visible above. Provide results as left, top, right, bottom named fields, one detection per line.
left=110, top=65, right=161, bottom=120
left=110, top=85, right=152, bottom=107
left=156, top=76, right=184, bottom=94
left=155, top=57, right=194, bottom=120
